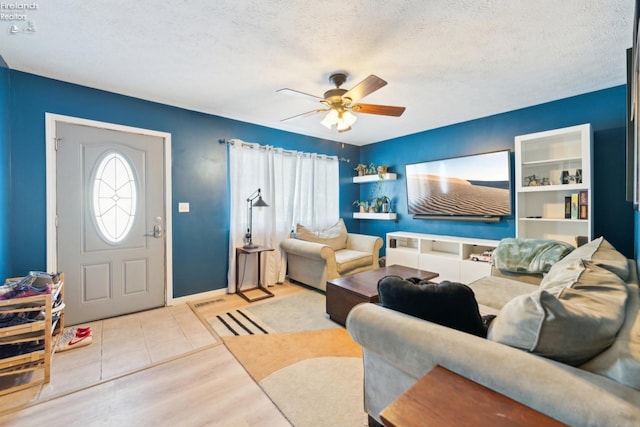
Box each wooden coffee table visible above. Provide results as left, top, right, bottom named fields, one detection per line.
left=326, top=264, right=439, bottom=326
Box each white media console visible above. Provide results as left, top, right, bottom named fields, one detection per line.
left=385, top=232, right=500, bottom=284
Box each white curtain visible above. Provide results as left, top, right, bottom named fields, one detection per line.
left=227, top=140, right=339, bottom=293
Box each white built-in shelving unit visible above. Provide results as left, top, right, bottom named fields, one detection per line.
left=515, top=124, right=592, bottom=246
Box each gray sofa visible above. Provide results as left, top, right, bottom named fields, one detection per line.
left=347, top=238, right=640, bottom=426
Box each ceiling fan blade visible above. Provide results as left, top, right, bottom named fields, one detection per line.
left=280, top=109, right=327, bottom=122
left=276, top=88, right=324, bottom=103
left=352, top=103, right=406, bottom=117
left=343, top=75, right=387, bottom=104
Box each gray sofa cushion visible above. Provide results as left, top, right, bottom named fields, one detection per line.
left=493, top=238, right=574, bottom=274
left=543, top=236, right=630, bottom=282
left=488, top=259, right=628, bottom=365
left=581, top=273, right=640, bottom=391
left=468, top=275, right=539, bottom=310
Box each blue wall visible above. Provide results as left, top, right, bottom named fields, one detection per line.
left=5, top=68, right=634, bottom=295
left=7, top=71, right=359, bottom=297
left=0, top=61, right=10, bottom=280
left=358, top=86, right=634, bottom=258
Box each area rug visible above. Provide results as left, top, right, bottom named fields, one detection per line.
left=203, top=289, right=340, bottom=337
left=224, top=328, right=367, bottom=427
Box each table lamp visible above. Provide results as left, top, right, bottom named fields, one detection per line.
left=244, top=188, right=269, bottom=249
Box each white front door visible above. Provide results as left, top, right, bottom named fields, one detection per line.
left=55, top=122, right=166, bottom=325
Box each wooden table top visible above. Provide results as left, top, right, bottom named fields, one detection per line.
left=327, top=264, right=439, bottom=298
left=381, top=366, right=565, bottom=427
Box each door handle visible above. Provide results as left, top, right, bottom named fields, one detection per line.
left=146, top=217, right=163, bottom=238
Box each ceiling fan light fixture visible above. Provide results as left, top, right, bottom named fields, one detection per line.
left=321, top=108, right=339, bottom=129
left=338, top=110, right=357, bottom=130
left=322, top=108, right=357, bottom=132
left=278, top=73, right=404, bottom=132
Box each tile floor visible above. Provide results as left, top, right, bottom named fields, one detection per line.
left=0, top=303, right=219, bottom=414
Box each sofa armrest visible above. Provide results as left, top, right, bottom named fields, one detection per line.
left=279, top=238, right=335, bottom=261
left=346, top=233, right=383, bottom=254
left=347, top=303, right=640, bottom=426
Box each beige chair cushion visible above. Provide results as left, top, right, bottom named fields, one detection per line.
left=488, top=259, right=628, bottom=365
left=335, top=249, right=373, bottom=274
left=296, top=219, right=348, bottom=251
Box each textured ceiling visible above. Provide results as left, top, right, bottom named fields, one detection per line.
left=0, top=0, right=634, bottom=146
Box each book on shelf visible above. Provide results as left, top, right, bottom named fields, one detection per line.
left=579, top=190, right=588, bottom=219
left=571, top=193, right=578, bottom=220
left=565, top=196, right=571, bottom=219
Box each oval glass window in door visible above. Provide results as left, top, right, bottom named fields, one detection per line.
left=92, top=151, right=138, bottom=243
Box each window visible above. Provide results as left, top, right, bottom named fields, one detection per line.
left=92, top=151, right=137, bottom=243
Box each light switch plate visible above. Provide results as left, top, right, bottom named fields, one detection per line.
left=178, top=202, right=190, bottom=213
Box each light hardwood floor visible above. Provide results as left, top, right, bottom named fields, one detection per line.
left=0, top=283, right=306, bottom=426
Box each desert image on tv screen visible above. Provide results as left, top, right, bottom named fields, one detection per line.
left=406, top=151, right=511, bottom=217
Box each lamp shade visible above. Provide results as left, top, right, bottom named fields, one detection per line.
left=337, top=110, right=357, bottom=132
left=253, top=196, right=269, bottom=207
left=321, top=109, right=339, bottom=129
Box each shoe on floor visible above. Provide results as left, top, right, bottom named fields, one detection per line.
left=56, top=333, right=92, bottom=352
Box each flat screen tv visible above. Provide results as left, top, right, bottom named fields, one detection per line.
left=405, top=150, right=512, bottom=220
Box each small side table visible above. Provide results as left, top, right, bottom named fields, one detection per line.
left=380, top=366, right=564, bottom=426
left=235, top=246, right=275, bottom=303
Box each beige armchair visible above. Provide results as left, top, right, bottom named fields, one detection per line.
left=280, top=233, right=383, bottom=291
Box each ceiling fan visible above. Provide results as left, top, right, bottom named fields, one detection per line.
left=277, top=73, right=406, bottom=133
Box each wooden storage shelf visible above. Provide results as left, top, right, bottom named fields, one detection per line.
left=0, top=273, right=64, bottom=396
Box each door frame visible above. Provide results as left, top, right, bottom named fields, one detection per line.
left=44, top=113, right=174, bottom=305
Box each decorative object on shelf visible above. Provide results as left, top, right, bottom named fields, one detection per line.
left=571, top=193, right=579, bottom=219
left=244, top=188, right=269, bottom=249
left=353, top=200, right=368, bottom=213
left=367, top=162, right=377, bottom=175
left=377, top=196, right=391, bottom=213
left=377, top=165, right=389, bottom=176
left=575, top=169, right=583, bottom=184
left=579, top=191, right=588, bottom=219
left=469, top=249, right=494, bottom=263
left=562, top=170, right=571, bottom=184
left=525, top=175, right=540, bottom=186
left=354, top=163, right=368, bottom=176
